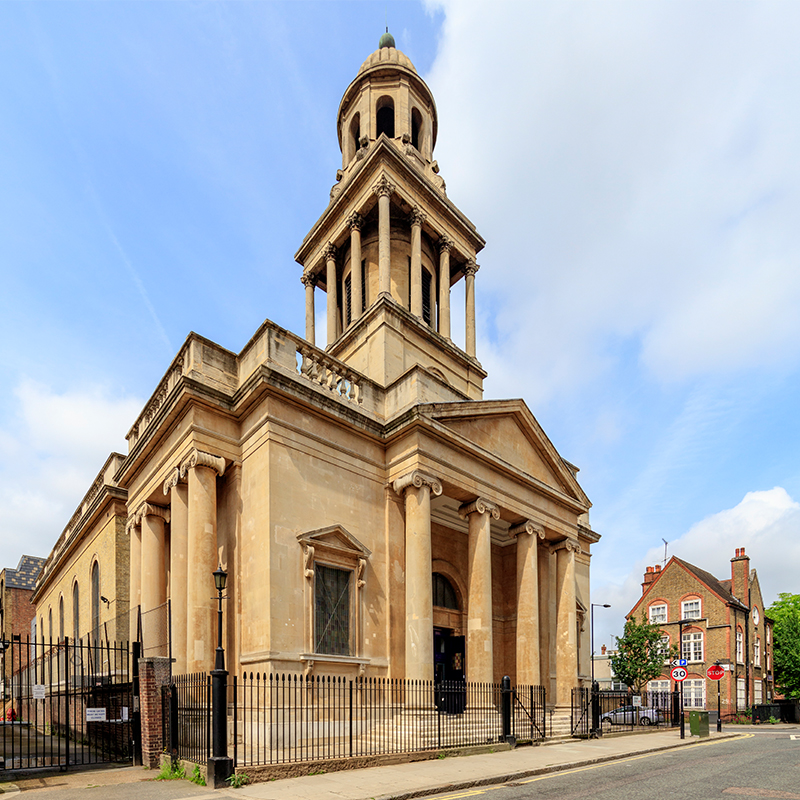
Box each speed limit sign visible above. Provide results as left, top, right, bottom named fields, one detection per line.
left=671, top=666, right=688, bottom=682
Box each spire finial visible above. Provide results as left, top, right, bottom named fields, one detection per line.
left=379, top=28, right=396, bottom=49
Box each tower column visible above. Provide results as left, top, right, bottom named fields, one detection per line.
left=301, top=272, right=316, bottom=345
left=509, top=520, right=544, bottom=686
left=438, top=237, right=452, bottom=338
left=465, top=259, right=479, bottom=357
left=324, top=243, right=338, bottom=346
left=164, top=468, right=189, bottom=674
left=410, top=207, right=426, bottom=318
left=127, top=515, right=142, bottom=642
left=393, top=470, right=442, bottom=686
left=459, top=497, right=499, bottom=685
left=181, top=448, right=226, bottom=674
left=373, top=175, right=395, bottom=296
left=554, top=539, right=580, bottom=706
left=348, top=212, right=363, bottom=320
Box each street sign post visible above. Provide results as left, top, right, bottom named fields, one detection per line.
left=671, top=666, right=688, bottom=682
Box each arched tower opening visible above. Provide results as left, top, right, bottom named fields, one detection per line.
left=411, top=107, right=423, bottom=151
left=376, top=96, right=395, bottom=139
left=350, top=113, right=361, bottom=159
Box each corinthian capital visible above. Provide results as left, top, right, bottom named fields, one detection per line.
left=372, top=174, right=396, bottom=198
left=509, top=520, right=546, bottom=540
left=323, top=242, right=338, bottom=263
left=179, top=448, right=226, bottom=480
left=392, top=470, right=443, bottom=497
left=409, top=206, right=427, bottom=227
left=301, top=271, right=318, bottom=289
left=458, top=497, right=500, bottom=520
left=347, top=211, right=363, bottom=231
left=438, top=235, right=454, bottom=254
left=463, top=259, right=480, bottom=278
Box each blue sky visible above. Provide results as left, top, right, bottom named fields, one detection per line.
left=2, top=1, right=799, bottom=651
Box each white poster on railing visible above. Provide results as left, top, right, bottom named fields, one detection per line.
left=86, top=707, right=107, bottom=722
left=32, top=685, right=46, bottom=700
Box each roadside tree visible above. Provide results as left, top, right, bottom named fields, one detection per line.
left=767, top=593, right=800, bottom=699
left=610, top=613, right=678, bottom=693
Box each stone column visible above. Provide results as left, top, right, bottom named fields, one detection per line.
left=464, top=259, right=479, bottom=357
left=127, top=515, right=142, bottom=642
left=459, top=497, right=499, bottom=685
left=373, top=175, right=395, bottom=296
left=181, top=448, right=226, bottom=674
left=538, top=544, right=553, bottom=698
left=324, top=243, right=338, bottom=346
left=140, top=503, right=170, bottom=613
left=554, top=539, right=581, bottom=706
left=348, top=212, right=363, bottom=320
left=392, top=470, right=442, bottom=686
left=301, top=272, right=316, bottom=345
left=409, top=206, right=426, bottom=317
left=163, top=468, right=189, bottom=674
left=509, top=520, right=545, bottom=686
left=438, top=237, right=453, bottom=338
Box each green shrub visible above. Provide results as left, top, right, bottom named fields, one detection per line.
left=190, top=765, right=206, bottom=786
left=226, top=772, right=250, bottom=788
left=155, top=761, right=186, bottom=781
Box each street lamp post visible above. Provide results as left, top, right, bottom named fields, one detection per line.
left=590, top=603, right=611, bottom=737
left=208, top=565, right=233, bottom=788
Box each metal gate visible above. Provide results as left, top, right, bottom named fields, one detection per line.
left=1, top=635, right=135, bottom=772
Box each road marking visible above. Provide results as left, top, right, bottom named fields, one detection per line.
left=724, top=790, right=800, bottom=799
left=790, top=735, right=800, bottom=740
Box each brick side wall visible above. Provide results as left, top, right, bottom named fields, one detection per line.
left=139, top=657, right=172, bottom=768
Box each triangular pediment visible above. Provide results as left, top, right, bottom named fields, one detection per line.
left=428, top=400, right=589, bottom=505
left=297, top=525, right=372, bottom=558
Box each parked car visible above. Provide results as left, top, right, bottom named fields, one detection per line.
left=600, top=704, right=661, bottom=728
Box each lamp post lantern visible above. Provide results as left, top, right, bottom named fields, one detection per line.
left=208, top=564, right=233, bottom=788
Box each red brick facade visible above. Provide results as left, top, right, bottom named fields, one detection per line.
left=628, top=547, right=773, bottom=716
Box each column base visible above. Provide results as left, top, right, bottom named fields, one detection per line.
left=207, top=756, right=233, bottom=789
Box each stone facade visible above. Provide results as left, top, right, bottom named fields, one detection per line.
left=31, top=454, right=130, bottom=647
left=628, top=547, right=774, bottom=713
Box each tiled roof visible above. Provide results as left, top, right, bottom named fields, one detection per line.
left=4, top=555, right=45, bottom=590
left=674, top=557, right=747, bottom=608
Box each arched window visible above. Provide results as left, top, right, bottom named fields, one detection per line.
left=411, top=107, right=423, bottom=151
left=72, top=582, right=80, bottom=643
left=432, top=573, right=459, bottom=610
left=91, top=561, right=100, bottom=638
left=350, top=113, right=360, bottom=157
left=376, top=96, right=395, bottom=139
left=48, top=608, right=52, bottom=643
left=59, top=596, right=64, bottom=641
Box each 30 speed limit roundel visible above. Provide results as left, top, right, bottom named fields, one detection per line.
left=671, top=666, right=688, bottom=682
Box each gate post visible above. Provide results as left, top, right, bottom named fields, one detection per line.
left=501, top=676, right=513, bottom=744
left=138, top=656, right=172, bottom=768
left=131, top=641, right=142, bottom=766
left=591, top=681, right=600, bottom=737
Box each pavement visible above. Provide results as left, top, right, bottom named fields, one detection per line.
left=1, top=725, right=787, bottom=800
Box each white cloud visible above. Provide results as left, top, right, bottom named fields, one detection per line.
left=593, top=487, right=800, bottom=649
left=425, top=0, right=800, bottom=400
left=0, top=379, right=142, bottom=571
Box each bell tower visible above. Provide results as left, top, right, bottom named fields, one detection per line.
left=295, top=31, right=486, bottom=401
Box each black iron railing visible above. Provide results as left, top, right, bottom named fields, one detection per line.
left=572, top=687, right=678, bottom=737
left=173, top=672, right=211, bottom=764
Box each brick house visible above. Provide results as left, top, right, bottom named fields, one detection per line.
left=627, top=547, right=773, bottom=716
left=0, top=555, right=45, bottom=700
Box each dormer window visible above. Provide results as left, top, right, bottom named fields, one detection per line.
left=376, top=96, right=395, bottom=138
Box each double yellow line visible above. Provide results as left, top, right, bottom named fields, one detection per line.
left=430, top=734, right=753, bottom=800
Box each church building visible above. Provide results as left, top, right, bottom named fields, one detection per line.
left=114, top=33, right=599, bottom=712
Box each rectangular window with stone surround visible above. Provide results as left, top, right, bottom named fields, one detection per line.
left=315, top=564, right=351, bottom=656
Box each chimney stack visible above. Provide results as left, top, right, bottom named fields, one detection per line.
left=642, top=565, right=658, bottom=594
left=731, top=546, right=750, bottom=602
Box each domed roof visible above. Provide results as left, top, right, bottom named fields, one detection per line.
left=356, top=43, right=418, bottom=77
left=379, top=29, right=395, bottom=49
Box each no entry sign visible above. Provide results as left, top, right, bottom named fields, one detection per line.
left=707, top=665, right=725, bottom=680
left=671, top=666, right=688, bottom=682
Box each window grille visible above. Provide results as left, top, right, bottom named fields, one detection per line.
left=344, top=274, right=352, bottom=327
left=315, top=565, right=351, bottom=656
left=422, top=269, right=432, bottom=326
